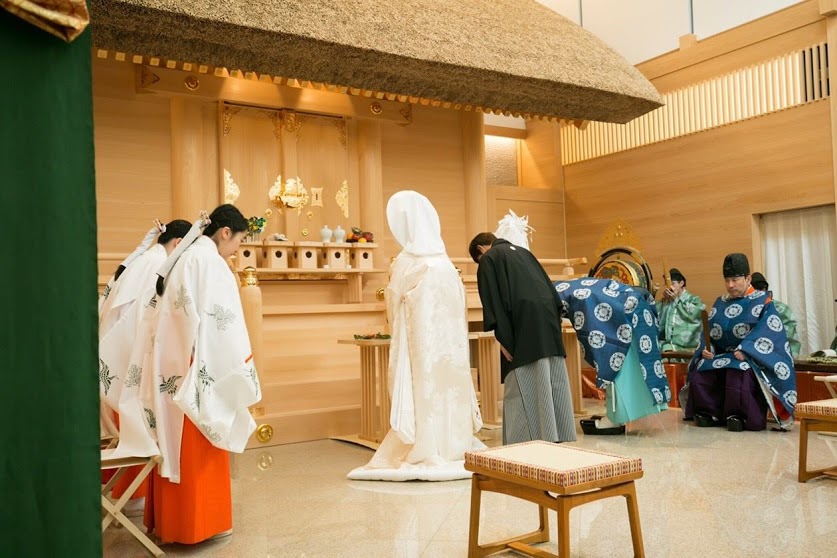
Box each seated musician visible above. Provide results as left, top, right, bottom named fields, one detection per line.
left=684, top=254, right=796, bottom=432
left=658, top=268, right=705, bottom=353
left=750, top=272, right=801, bottom=357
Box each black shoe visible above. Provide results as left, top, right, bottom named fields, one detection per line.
left=727, top=416, right=745, bottom=432
left=694, top=412, right=723, bottom=428
left=580, top=419, right=626, bottom=436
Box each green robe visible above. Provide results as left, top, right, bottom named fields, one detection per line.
left=774, top=299, right=801, bottom=357
left=659, top=290, right=705, bottom=352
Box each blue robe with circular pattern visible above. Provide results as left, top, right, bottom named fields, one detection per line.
left=688, top=290, right=796, bottom=418
left=554, top=278, right=671, bottom=407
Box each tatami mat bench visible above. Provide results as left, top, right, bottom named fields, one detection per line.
left=797, top=398, right=837, bottom=483
left=465, top=441, right=645, bottom=558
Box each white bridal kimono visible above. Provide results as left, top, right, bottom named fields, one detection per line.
left=348, top=190, right=484, bottom=481
left=133, top=235, right=261, bottom=481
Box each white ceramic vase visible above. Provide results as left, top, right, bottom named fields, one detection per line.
left=333, top=225, right=346, bottom=243
left=320, top=225, right=333, bottom=243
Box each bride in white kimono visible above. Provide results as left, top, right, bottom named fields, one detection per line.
left=348, top=190, right=484, bottom=482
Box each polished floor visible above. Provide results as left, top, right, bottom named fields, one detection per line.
left=104, top=401, right=837, bottom=557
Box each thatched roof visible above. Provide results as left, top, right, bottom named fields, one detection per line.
left=89, top=0, right=663, bottom=123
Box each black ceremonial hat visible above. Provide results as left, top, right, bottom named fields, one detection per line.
left=750, top=272, right=768, bottom=290
left=722, top=253, right=750, bottom=278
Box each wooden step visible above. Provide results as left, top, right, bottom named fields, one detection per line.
left=255, top=378, right=361, bottom=414
left=246, top=405, right=360, bottom=448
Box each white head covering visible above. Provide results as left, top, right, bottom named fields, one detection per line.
left=386, top=190, right=446, bottom=256
left=494, top=209, right=534, bottom=250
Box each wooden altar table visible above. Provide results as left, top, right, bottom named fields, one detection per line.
left=335, top=332, right=503, bottom=449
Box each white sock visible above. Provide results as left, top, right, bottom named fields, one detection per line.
left=595, top=416, right=620, bottom=428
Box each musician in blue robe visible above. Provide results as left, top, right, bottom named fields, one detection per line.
left=554, top=278, right=670, bottom=435
left=684, top=253, right=796, bottom=432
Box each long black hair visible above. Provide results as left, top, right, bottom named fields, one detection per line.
left=204, top=204, right=248, bottom=237
left=157, top=219, right=193, bottom=245
left=154, top=205, right=248, bottom=296
left=113, top=219, right=193, bottom=281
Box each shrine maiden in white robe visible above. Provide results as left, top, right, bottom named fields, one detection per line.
left=348, top=190, right=484, bottom=482
left=99, top=225, right=160, bottom=329
left=100, top=250, right=172, bottom=460
left=99, top=244, right=167, bottom=411
left=99, top=225, right=165, bottom=458
left=137, top=235, right=261, bottom=482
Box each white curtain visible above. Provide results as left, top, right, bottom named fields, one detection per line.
left=761, top=205, right=837, bottom=355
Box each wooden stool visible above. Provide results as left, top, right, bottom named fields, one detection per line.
left=465, top=441, right=645, bottom=558
left=797, top=398, right=837, bottom=482
left=101, top=450, right=164, bottom=557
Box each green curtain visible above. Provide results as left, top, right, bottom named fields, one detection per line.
left=0, top=9, right=100, bottom=557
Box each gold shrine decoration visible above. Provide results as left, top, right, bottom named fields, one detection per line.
left=311, top=187, right=323, bottom=207
left=329, top=118, right=348, bottom=148
left=223, top=169, right=240, bottom=203
left=262, top=109, right=309, bottom=142
left=255, top=424, right=273, bottom=443
left=222, top=104, right=243, bottom=136
left=335, top=180, right=349, bottom=219
left=2, top=0, right=89, bottom=42
left=269, top=175, right=309, bottom=215
left=595, top=218, right=643, bottom=256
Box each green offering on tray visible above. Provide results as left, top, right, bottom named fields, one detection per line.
left=353, top=333, right=391, bottom=340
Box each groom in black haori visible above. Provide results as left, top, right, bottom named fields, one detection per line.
left=684, top=253, right=796, bottom=432
left=469, top=232, right=577, bottom=445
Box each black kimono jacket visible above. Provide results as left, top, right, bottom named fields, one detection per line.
left=476, top=239, right=566, bottom=382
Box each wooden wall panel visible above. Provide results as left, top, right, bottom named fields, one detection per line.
left=250, top=302, right=387, bottom=445
left=93, top=60, right=172, bottom=271
left=564, top=100, right=833, bottom=304
left=519, top=119, right=563, bottom=190
left=492, top=186, right=566, bottom=259
left=381, top=105, right=466, bottom=257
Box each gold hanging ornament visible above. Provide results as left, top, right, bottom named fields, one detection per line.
left=335, top=180, right=350, bottom=218
left=268, top=175, right=310, bottom=215
left=223, top=169, right=240, bottom=203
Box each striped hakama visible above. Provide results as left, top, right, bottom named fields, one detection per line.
left=502, top=356, right=577, bottom=444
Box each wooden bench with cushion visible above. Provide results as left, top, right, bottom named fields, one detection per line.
left=797, top=397, right=837, bottom=483
left=465, top=441, right=645, bottom=558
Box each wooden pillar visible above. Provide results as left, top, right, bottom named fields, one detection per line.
left=519, top=119, right=563, bottom=190
left=239, top=268, right=263, bottom=374
left=477, top=332, right=502, bottom=426
left=170, top=97, right=213, bottom=218
left=356, top=120, right=385, bottom=306
left=462, top=111, right=488, bottom=239
left=357, top=120, right=385, bottom=238
left=820, top=1, right=837, bottom=224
